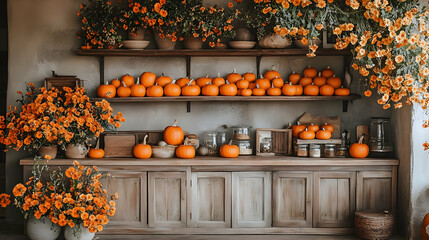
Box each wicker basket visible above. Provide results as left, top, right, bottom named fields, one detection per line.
left=354, top=210, right=394, bottom=240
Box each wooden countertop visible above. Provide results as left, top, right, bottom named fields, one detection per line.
left=20, top=156, right=399, bottom=166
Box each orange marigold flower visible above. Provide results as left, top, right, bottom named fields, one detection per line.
left=228, top=2, right=233, bottom=7
left=0, top=193, right=11, bottom=207
left=13, top=183, right=27, bottom=197
left=364, top=90, right=372, bottom=97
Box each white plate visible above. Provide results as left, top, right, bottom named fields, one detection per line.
left=228, top=41, right=257, bottom=49
left=122, top=40, right=150, bottom=50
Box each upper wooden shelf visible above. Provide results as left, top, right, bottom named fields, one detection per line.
left=74, top=48, right=352, bottom=57
left=90, top=94, right=361, bottom=103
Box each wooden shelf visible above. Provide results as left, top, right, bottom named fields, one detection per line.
left=91, top=94, right=361, bottom=103
left=74, top=48, right=352, bottom=57
left=20, top=155, right=398, bottom=167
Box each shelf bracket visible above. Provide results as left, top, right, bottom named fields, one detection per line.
left=98, top=56, right=105, bottom=86
left=343, top=100, right=349, bottom=112
left=186, top=56, right=191, bottom=78
left=256, top=56, right=262, bottom=77
left=186, top=101, right=191, bottom=113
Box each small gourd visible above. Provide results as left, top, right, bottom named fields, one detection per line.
left=303, top=83, right=319, bottom=96
left=133, top=135, right=152, bottom=159
left=313, top=72, right=327, bottom=86
left=121, top=74, right=135, bottom=87
left=163, top=119, right=184, bottom=145
left=155, top=73, right=173, bottom=87
left=302, top=66, right=317, bottom=78
left=255, top=75, right=271, bottom=90
left=97, top=81, right=116, bottom=98
left=202, top=82, right=219, bottom=96
left=292, top=122, right=306, bottom=138
left=252, top=84, right=266, bottom=96
left=267, top=83, right=282, bottom=96
left=288, top=71, right=301, bottom=85
left=334, top=86, right=351, bottom=96
left=196, top=75, right=212, bottom=88
left=263, top=65, right=281, bottom=80
left=220, top=80, right=238, bottom=96
left=299, top=128, right=316, bottom=140
left=236, top=79, right=249, bottom=89
left=327, top=75, right=342, bottom=88
left=176, top=142, right=195, bottom=159
left=321, top=66, right=335, bottom=78
left=243, top=72, right=256, bottom=82
left=320, top=84, right=335, bottom=96
left=130, top=77, right=146, bottom=97
left=88, top=138, right=104, bottom=159
left=140, top=72, right=156, bottom=88
left=182, top=80, right=201, bottom=96
left=282, top=82, right=296, bottom=96
left=349, top=134, right=369, bottom=158
left=272, top=76, right=285, bottom=88
left=220, top=140, right=240, bottom=158
left=316, top=128, right=332, bottom=140
left=164, top=81, right=182, bottom=97
left=226, top=68, right=242, bottom=84
left=146, top=83, right=163, bottom=97
left=117, top=82, right=132, bottom=97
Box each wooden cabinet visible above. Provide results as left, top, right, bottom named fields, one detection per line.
left=356, top=171, right=396, bottom=212
left=190, top=172, right=231, bottom=228
left=232, top=172, right=271, bottom=228
left=313, top=172, right=356, bottom=228
left=148, top=172, right=187, bottom=228
left=273, top=171, right=312, bottom=228
left=100, top=172, right=147, bottom=228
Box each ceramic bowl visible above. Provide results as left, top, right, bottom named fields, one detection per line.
left=228, top=41, right=257, bottom=49
left=122, top=40, right=150, bottom=50
left=293, top=39, right=322, bottom=49
left=152, top=145, right=177, bottom=158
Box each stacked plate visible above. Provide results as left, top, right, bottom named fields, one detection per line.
left=122, top=40, right=150, bottom=50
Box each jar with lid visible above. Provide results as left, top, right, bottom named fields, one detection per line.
left=259, top=137, right=272, bottom=153
left=309, top=144, right=321, bottom=158
left=203, top=132, right=218, bottom=156
left=296, top=144, right=308, bottom=157
left=324, top=144, right=336, bottom=158
left=336, top=147, right=348, bottom=157
left=231, top=139, right=253, bottom=155
left=231, top=126, right=251, bottom=140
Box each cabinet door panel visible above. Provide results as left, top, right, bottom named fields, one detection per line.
left=191, top=172, right=231, bottom=228
left=101, top=172, right=147, bottom=228
left=148, top=172, right=186, bottom=228
left=232, top=172, right=271, bottom=228
left=314, top=172, right=356, bottom=228
left=357, top=171, right=393, bottom=211
left=273, top=171, right=312, bottom=227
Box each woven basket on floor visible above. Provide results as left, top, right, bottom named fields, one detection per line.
left=354, top=210, right=394, bottom=240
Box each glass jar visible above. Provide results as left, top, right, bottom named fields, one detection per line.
left=324, top=144, right=336, bottom=158
left=231, top=126, right=251, bottom=140
left=231, top=139, right=253, bottom=155
left=309, top=144, right=321, bottom=158
left=203, top=132, right=218, bottom=156
left=336, top=147, right=348, bottom=157
left=297, top=144, right=308, bottom=157
left=260, top=137, right=272, bottom=153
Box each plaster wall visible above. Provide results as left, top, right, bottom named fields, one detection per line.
left=5, top=0, right=401, bottom=228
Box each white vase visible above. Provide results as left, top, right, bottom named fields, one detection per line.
left=64, top=223, right=95, bottom=240
left=65, top=144, right=88, bottom=159
left=259, top=34, right=291, bottom=48
left=37, top=145, right=58, bottom=159
left=26, top=216, right=61, bottom=240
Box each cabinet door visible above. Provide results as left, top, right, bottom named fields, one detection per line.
left=273, top=171, right=312, bottom=228
left=191, top=172, right=231, bottom=228
left=101, top=172, right=147, bottom=228
left=357, top=171, right=395, bottom=212
left=232, top=172, right=271, bottom=228
left=313, top=172, right=356, bottom=228
left=148, top=172, right=186, bottom=228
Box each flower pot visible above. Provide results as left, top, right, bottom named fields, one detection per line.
left=183, top=36, right=203, bottom=49
left=65, top=144, right=88, bottom=159
left=128, top=29, right=145, bottom=40
left=259, top=34, right=291, bottom=49
left=235, top=28, right=253, bottom=41
left=26, top=216, right=61, bottom=240
left=64, top=223, right=95, bottom=240
left=153, top=30, right=176, bottom=50
left=37, top=146, right=57, bottom=159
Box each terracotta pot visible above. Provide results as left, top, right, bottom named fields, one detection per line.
left=153, top=30, right=176, bottom=50
left=235, top=28, right=253, bottom=41
left=65, top=144, right=88, bottom=159
left=128, top=29, right=145, bottom=40
left=259, top=34, right=291, bottom=49
left=27, top=216, right=61, bottom=240
left=64, top=223, right=95, bottom=240
left=37, top=146, right=57, bottom=159
left=183, top=36, right=203, bottom=49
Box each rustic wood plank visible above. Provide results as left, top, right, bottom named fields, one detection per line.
left=96, top=234, right=363, bottom=239
left=356, top=171, right=393, bottom=212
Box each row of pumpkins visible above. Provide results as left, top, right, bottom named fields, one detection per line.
left=96, top=66, right=351, bottom=98
left=292, top=122, right=334, bottom=140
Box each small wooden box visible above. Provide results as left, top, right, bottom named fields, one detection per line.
left=102, top=131, right=164, bottom=158
left=256, top=129, right=292, bottom=156
left=44, top=72, right=81, bottom=90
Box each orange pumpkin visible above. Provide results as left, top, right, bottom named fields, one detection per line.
left=267, top=84, right=282, bottom=96
left=288, top=71, right=301, bottom=85
left=239, top=88, right=252, bottom=96
left=313, top=73, right=327, bottom=86
left=155, top=73, right=173, bottom=87
left=302, top=66, right=317, bottom=78
left=421, top=213, right=429, bottom=240
left=220, top=140, right=240, bottom=158
left=111, top=78, right=121, bottom=88
left=263, top=69, right=281, bottom=80
left=303, top=84, right=319, bottom=96
left=252, top=84, right=266, bottom=96
left=121, top=74, right=135, bottom=87
left=272, top=77, right=285, bottom=88
left=243, top=72, right=256, bottom=82
left=282, top=82, right=296, bottom=96
left=140, top=72, right=156, bottom=87
left=182, top=80, right=201, bottom=96
left=146, top=84, right=164, bottom=97
left=196, top=75, right=212, bottom=88
left=299, top=77, right=313, bottom=87
left=349, top=135, right=369, bottom=158
left=175, top=77, right=192, bottom=87
left=130, top=78, right=146, bottom=97
left=334, top=87, right=350, bottom=96
left=299, top=128, right=316, bottom=140
left=133, top=135, right=152, bottom=159
left=319, top=84, right=335, bottom=96
left=255, top=77, right=271, bottom=90
left=117, top=82, right=131, bottom=97
left=236, top=79, right=249, bottom=89
left=248, top=82, right=257, bottom=89
left=97, top=81, right=116, bottom=98
left=292, top=123, right=306, bottom=138
left=175, top=143, right=195, bottom=159
left=321, top=66, right=335, bottom=78
left=322, top=123, right=335, bottom=133
left=212, top=76, right=226, bottom=86
left=294, top=84, right=304, bottom=96
left=164, top=82, right=181, bottom=97
left=163, top=119, right=184, bottom=145
left=202, top=83, right=219, bottom=96
left=307, top=123, right=320, bottom=132
left=327, top=75, right=342, bottom=88
left=316, top=128, right=332, bottom=140
left=226, top=69, right=242, bottom=84
left=220, top=81, right=238, bottom=96
left=88, top=148, right=105, bottom=159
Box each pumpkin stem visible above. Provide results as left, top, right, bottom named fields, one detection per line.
left=271, top=83, right=274, bottom=88
left=136, top=77, right=140, bottom=85
left=122, top=81, right=127, bottom=87
left=105, top=81, right=109, bottom=85
left=318, top=72, right=321, bottom=77
left=205, top=74, right=209, bottom=78
left=161, top=72, right=165, bottom=77
left=297, top=121, right=301, bottom=125
left=172, top=119, right=178, bottom=127
left=233, top=68, right=236, bottom=73
left=228, top=140, right=233, bottom=145
left=358, top=134, right=365, bottom=144
left=188, top=79, right=194, bottom=86
left=217, top=72, right=220, bottom=77
left=143, top=135, right=148, bottom=145
left=271, top=64, right=278, bottom=71
left=256, top=83, right=260, bottom=89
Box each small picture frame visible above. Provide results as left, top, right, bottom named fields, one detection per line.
left=256, top=129, right=292, bottom=156
left=323, top=30, right=336, bottom=49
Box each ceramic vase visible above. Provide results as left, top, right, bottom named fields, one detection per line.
left=64, top=223, right=95, bottom=240
left=258, top=34, right=291, bottom=48
left=65, top=144, right=88, bottom=159
left=37, top=146, right=57, bottom=159
left=153, top=30, right=176, bottom=50
left=128, top=29, right=145, bottom=40
left=26, top=216, right=61, bottom=240
left=183, top=36, right=203, bottom=49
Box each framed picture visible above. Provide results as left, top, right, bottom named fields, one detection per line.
left=323, top=30, right=336, bottom=49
